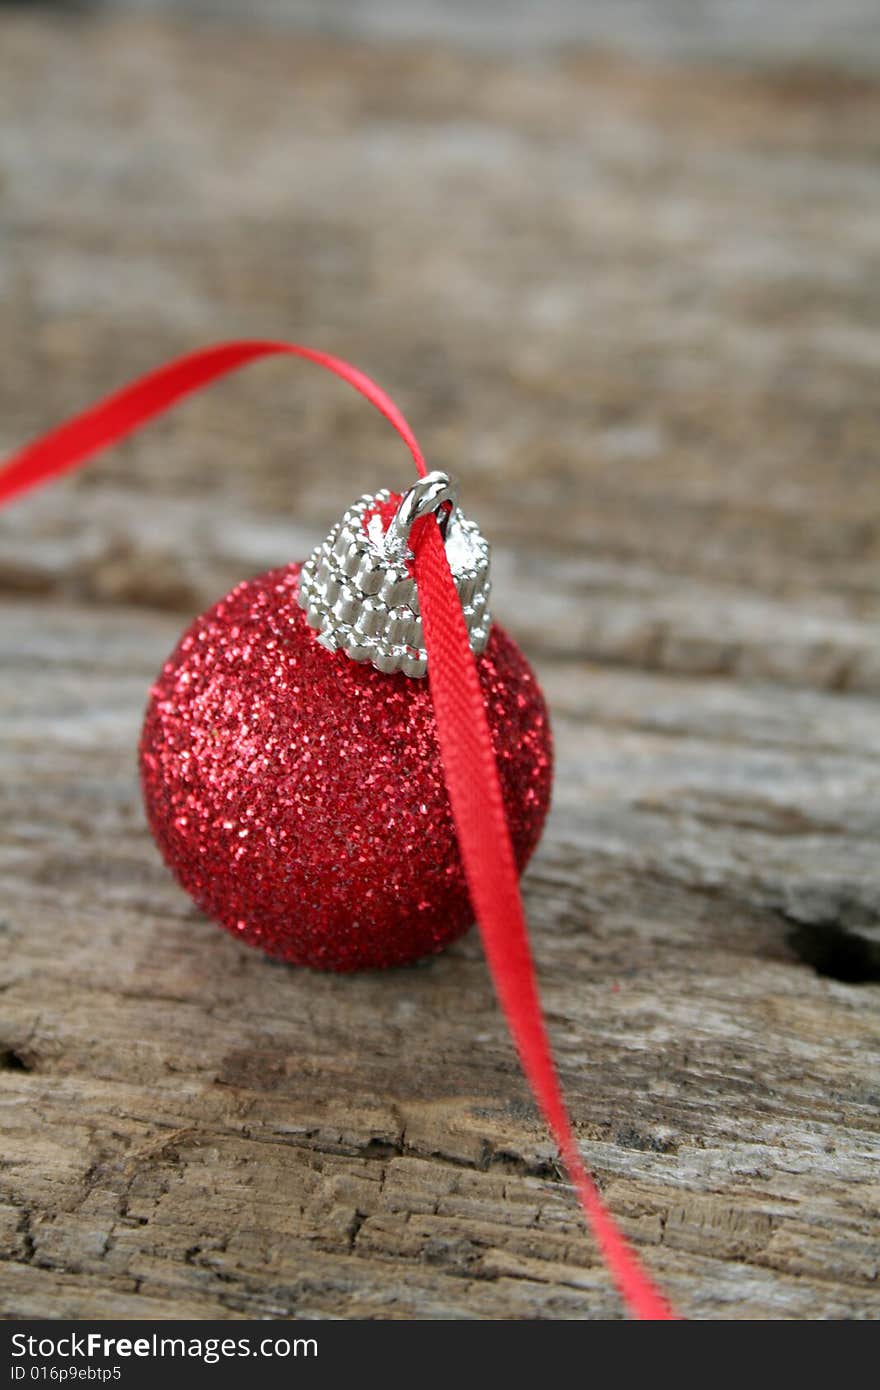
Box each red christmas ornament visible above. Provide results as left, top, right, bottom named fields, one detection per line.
left=0, top=342, right=674, bottom=1319
left=140, top=558, right=552, bottom=971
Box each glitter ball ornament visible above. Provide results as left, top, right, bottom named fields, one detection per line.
left=140, top=551, right=552, bottom=971
left=1, top=342, right=672, bottom=1315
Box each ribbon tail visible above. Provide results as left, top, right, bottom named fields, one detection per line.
left=414, top=522, right=675, bottom=1320
left=0, top=340, right=426, bottom=506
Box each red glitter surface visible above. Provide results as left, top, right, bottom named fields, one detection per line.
left=140, top=564, right=553, bottom=970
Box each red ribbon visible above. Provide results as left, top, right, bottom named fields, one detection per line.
left=0, top=341, right=675, bottom=1319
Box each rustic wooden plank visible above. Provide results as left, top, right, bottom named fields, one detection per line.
left=0, top=10, right=878, bottom=1320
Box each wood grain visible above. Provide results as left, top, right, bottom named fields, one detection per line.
left=0, top=10, right=878, bottom=1320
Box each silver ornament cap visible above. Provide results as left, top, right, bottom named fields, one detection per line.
left=297, top=470, right=491, bottom=678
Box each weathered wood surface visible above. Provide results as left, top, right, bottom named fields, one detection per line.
left=0, top=9, right=878, bottom=1320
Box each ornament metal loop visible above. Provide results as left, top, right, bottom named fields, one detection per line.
left=382, top=470, right=458, bottom=560
left=298, top=476, right=491, bottom=678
